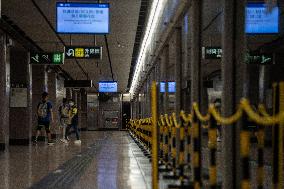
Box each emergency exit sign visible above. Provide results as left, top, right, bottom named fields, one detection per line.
left=64, top=46, right=102, bottom=59
left=30, top=52, right=64, bottom=65
left=202, top=47, right=222, bottom=59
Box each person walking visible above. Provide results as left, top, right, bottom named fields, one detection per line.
left=65, top=99, right=81, bottom=145
left=58, top=98, right=70, bottom=143
left=35, top=92, right=54, bottom=145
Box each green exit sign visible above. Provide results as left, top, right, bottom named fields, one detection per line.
left=30, top=52, right=64, bottom=65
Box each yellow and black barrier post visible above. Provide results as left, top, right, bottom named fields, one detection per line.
left=256, top=123, right=264, bottom=189
left=278, top=82, right=284, bottom=189
left=192, top=110, right=202, bottom=189
left=151, top=82, right=159, bottom=189
left=272, top=82, right=280, bottom=189
left=159, top=117, right=172, bottom=172
left=241, top=114, right=251, bottom=189
left=208, top=115, right=218, bottom=189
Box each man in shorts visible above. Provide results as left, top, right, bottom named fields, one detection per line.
left=35, top=92, right=54, bottom=145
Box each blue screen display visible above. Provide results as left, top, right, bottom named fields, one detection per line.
left=160, top=82, right=166, bottom=93
left=168, top=82, right=176, bottom=93
left=57, top=3, right=110, bottom=34
left=99, top=82, right=117, bottom=93
left=246, top=3, right=279, bottom=34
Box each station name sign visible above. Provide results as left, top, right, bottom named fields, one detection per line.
left=64, top=46, right=102, bottom=59
left=202, top=47, right=222, bottom=59
left=30, top=52, right=64, bottom=65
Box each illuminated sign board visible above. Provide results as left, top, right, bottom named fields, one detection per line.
left=202, top=47, right=222, bottom=59
left=168, top=82, right=176, bottom=93
left=56, top=3, right=110, bottom=34
left=246, top=3, right=279, bottom=34
left=245, top=53, right=274, bottom=64
left=30, top=52, right=64, bottom=65
left=99, top=81, right=118, bottom=93
left=160, top=82, right=166, bottom=93
left=65, top=46, right=102, bottom=59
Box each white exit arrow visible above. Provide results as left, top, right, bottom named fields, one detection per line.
left=66, top=49, right=75, bottom=57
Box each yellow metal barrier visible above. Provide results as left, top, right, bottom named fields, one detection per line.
left=128, top=81, right=284, bottom=189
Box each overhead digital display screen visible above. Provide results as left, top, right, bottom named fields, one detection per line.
left=56, top=3, right=110, bottom=34
left=99, top=82, right=117, bottom=93
left=160, top=82, right=166, bottom=93
left=246, top=3, right=279, bottom=34
left=168, top=82, right=176, bottom=93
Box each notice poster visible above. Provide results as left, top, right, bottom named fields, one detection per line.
left=246, top=3, right=279, bottom=34
left=10, top=88, right=28, bottom=107
left=57, top=3, right=109, bottom=34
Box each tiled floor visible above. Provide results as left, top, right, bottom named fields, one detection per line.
left=0, top=131, right=151, bottom=189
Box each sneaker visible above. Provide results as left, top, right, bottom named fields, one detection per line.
left=48, top=141, right=55, bottom=145
left=74, top=140, right=81, bottom=145
left=217, top=137, right=221, bottom=142
left=60, top=139, right=68, bottom=143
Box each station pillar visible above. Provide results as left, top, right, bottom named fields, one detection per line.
left=0, top=33, right=10, bottom=150
left=221, top=0, right=246, bottom=188
left=9, top=48, right=32, bottom=144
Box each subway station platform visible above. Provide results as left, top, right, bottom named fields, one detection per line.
left=0, top=131, right=152, bottom=189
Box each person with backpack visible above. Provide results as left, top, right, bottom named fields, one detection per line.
left=65, top=99, right=81, bottom=145
left=58, top=98, right=70, bottom=143
left=35, top=92, right=54, bottom=145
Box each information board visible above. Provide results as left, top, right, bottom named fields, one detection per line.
left=160, top=82, right=166, bottom=93
left=168, top=82, right=176, bottom=93
left=10, top=88, right=28, bottom=107
left=57, top=3, right=110, bottom=34
left=246, top=3, right=279, bottom=34
left=30, top=52, right=64, bottom=65
left=202, top=47, right=222, bottom=59
left=99, top=82, right=117, bottom=93
left=65, top=46, right=102, bottom=59
left=245, top=53, right=274, bottom=64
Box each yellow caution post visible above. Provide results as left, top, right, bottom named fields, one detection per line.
left=151, top=81, right=159, bottom=189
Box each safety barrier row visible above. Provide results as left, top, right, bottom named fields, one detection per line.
left=127, top=82, right=284, bottom=189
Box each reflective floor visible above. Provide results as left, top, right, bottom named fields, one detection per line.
left=0, top=131, right=151, bottom=189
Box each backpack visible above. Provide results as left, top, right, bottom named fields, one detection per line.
left=60, top=104, right=70, bottom=118
left=38, top=102, right=48, bottom=118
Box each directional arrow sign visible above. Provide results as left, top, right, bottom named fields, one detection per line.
left=245, top=53, right=274, bottom=65
left=64, top=46, right=102, bottom=59
left=30, top=52, right=64, bottom=65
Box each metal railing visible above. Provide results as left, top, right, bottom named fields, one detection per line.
left=127, top=81, right=284, bottom=189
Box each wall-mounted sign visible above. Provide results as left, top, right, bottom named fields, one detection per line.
left=202, top=47, right=222, bottom=59
left=30, top=52, right=64, bottom=65
left=160, top=82, right=166, bottom=93
left=10, top=88, right=28, bottom=107
left=245, top=53, right=274, bottom=65
left=64, top=80, right=93, bottom=88
left=65, top=46, right=102, bottom=59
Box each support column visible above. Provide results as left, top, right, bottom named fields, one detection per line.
left=32, top=65, right=48, bottom=134
left=72, top=89, right=78, bottom=104
left=9, top=48, right=32, bottom=144
left=66, top=88, right=72, bottom=100
left=0, top=33, right=10, bottom=150
left=80, top=89, right=88, bottom=130
left=174, top=27, right=182, bottom=113
left=221, top=0, right=246, bottom=188
left=48, top=70, right=57, bottom=133
left=190, top=0, right=202, bottom=105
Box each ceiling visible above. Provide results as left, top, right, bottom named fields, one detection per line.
left=2, top=0, right=142, bottom=93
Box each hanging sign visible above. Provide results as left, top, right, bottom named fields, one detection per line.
left=65, top=46, right=102, bottom=59
left=30, top=52, right=64, bottom=65
left=202, top=47, right=222, bottom=59
left=245, top=53, right=274, bottom=65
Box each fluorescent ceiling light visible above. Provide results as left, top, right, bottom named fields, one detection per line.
left=129, top=0, right=167, bottom=95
